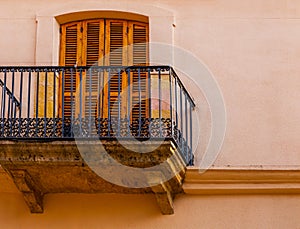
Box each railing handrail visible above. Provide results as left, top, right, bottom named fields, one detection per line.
left=0, top=65, right=169, bottom=71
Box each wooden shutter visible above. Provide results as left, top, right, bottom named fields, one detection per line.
left=128, top=22, right=149, bottom=121
left=103, top=20, right=128, bottom=119
left=85, top=20, right=104, bottom=67
left=59, top=22, right=82, bottom=118
left=83, top=20, right=105, bottom=118
left=60, top=19, right=149, bottom=122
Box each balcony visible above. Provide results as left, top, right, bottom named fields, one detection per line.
left=0, top=66, right=195, bottom=214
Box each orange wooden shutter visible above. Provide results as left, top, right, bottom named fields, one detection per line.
left=103, top=20, right=128, bottom=119
left=59, top=22, right=82, bottom=118
left=83, top=20, right=105, bottom=118
left=128, top=22, right=149, bottom=121
left=60, top=19, right=149, bottom=121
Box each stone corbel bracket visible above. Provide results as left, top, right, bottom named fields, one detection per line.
left=8, top=169, right=44, bottom=213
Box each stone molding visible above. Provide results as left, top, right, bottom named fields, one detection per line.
left=183, top=167, right=300, bottom=195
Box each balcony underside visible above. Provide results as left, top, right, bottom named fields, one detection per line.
left=0, top=139, right=186, bottom=214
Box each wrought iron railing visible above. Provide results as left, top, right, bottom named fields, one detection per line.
left=0, top=66, right=195, bottom=165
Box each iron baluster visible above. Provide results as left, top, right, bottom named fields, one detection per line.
left=185, top=92, right=188, bottom=163
left=25, top=70, right=31, bottom=137
left=44, top=70, right=48, bottom=137
left=62, top=69, right=65, bottom=137
left=70, top=67, right=74, bottom=137
left=53, top=70, right=56, bottom=137
left=169, top=70, right=173, bottom=137
left=88, top=68, right=92, bottom=136
left=107, top=68, right=111, bottom=137
left=117, top=68, right=121, bottom=137
left=18, top=70, right=23, bottom=137
left=79, top=68, right=83, bottom=136
left=127, top=68, right=131, bottom=137
left=158, top=68, right=162, bottom=137
left=138, top=68, right=141, bottom=137
left=35, top=71, right=40, bottom=137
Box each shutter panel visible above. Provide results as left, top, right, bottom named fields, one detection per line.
left=132, top=23, right=148, bottom=65
left=85, top=20, right=105, bottom=67
left=83, top=20, right=105, bottom=119
left=103, top=20, right=128, bottom=119
left=59, top=22, right=82, bottom=118
left=105, top=20, right=128, bottom=66
left=128, top=22, right=149, bottom=121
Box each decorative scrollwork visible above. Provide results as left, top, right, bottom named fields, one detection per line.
left=0, top=117, right=180, bottom=140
